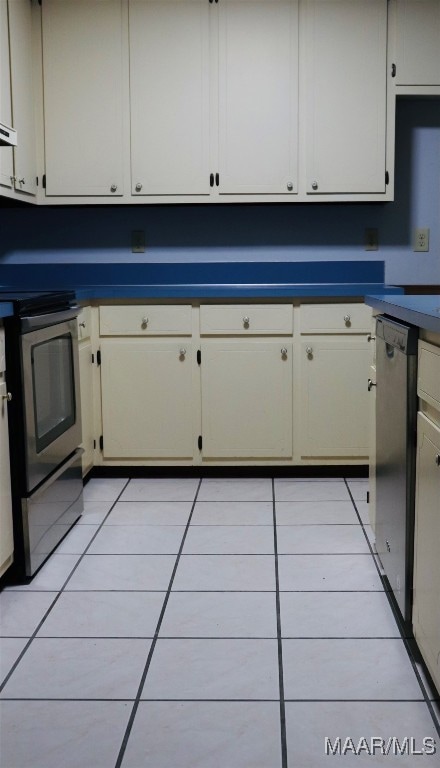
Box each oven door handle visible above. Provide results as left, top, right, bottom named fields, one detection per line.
left=21, top=306, right=80, bottom=332
left=27, top=448, right=84, bottom=502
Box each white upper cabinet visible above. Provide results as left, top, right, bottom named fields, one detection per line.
left=0, top=0, right=13, bottom=189
left=304, top=0, right=387, bottom=195
left=218, top=0, right=298, bottom=195
left=394, top=0, right=440, bottom=85
left=42, top=0, right=124, bottom=196
left=129, top=0, right=210, bottom=196
left=7, top=0, right=37, bottom=196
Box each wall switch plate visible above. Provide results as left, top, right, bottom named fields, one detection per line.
left=365, top=228, right=378, bottom=251
left=132, top=230, right=145, bottom=253
left=414, top=228, right=429, bottom=252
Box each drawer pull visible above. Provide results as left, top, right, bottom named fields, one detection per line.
left=2, top=391, right=12, bottom=402
left=367, top=334, right=376, bottom=342
left=344, top=314, right=351, bottom=325
left=179, top=348, right=187, bottom=358
left=243, top=316, right=250, bottom=328
left=281, top=347, right=288, bottom=359
left=436, top=455, right=440, bottom=467
left=110, top=184, right=117, bottom=193
left=368, top=378, right=377, bottom=391
left=141, top=317, right=149, bottom=329
left=306, top=346, right=313, bottom=357
left=79, top=321, right=86, bottom=328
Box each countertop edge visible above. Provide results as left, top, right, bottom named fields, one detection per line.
left=366, top=294, right=440, bottom=334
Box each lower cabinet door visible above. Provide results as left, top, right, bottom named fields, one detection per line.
left=200, top=340, right=293, bottom=459
left=413, top=412, right=440, bottom=693
left=100, top=339, right=194, bottom=459
left=300, top=338, right=370, bottom=457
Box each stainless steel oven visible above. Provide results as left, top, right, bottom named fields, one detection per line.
left=3, top=292, right=84, bottom=579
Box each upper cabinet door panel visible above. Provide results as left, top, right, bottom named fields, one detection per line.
left=0, top=0, right=13, bottom=189
left=129, top=0, right=210, bottom=196
left=42, top=0, right=124, bottom=196
left=218, top=0, right=298, bottom=195
left=8, top=0, right=37, bottom=196
left=305, top=0, right=387, bottom=194
left=395, top=0, right=440, bottom=85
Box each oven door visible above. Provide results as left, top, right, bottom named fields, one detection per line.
left=21, top=317, right=82, bottom=492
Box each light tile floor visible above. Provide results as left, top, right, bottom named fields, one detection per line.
left=1, top=476, right=439, bottom=768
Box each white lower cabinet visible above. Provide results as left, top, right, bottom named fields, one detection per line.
left=299, top=338, right=371, bottom=458
left=200, top=340, right=293, bottom=459
left=100, top=339, right=194, bottom=459
left=412, top=412, right=440, bottom=693
left=0, top=327, right=13, bottom=577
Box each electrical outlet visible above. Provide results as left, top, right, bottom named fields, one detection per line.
left=414, top=228, right=430, bottom=252
left=365, top=228, right=378, bottom=251
left=132, top=230, right=145, bottom=253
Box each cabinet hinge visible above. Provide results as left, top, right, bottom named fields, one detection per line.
left=367, top=491, right=370, bottom=504
left=198, top=435, right=203, bottom=450
left=197, top=349, right=201, bottom=365
left=96, top=349, right=101, bottom=366
left=42, top=174, right=46, bottom=189
left=99, top=435, right=104, bottom=451
left=215, top=172, right=219, bottom=187
left=93, top=439, right=96, bottom=450
left=391, top=63, right=396, bottom=78
left=210, top=173, right=214, bottom=187
left=36, top=176, right=38, bottom=187
left=91, top=353, right=94, bottom=364
left=385, top=170, right=389, bottom=185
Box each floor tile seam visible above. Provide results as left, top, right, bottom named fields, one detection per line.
left=344, top=479, right=440, bottom=739
left=113, top=478, right=203, bottom=768
left=271, top=478, right=288, bottom=768
left=0, top=478, right=133, bottom=694
left=0, top=697, right=283, bottom=703
left=5, top=634, right=407, bottom=640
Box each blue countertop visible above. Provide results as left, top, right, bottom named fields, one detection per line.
left=366, top=294, right=440, bottom=334
left=0, top=260, right=403, bottom=300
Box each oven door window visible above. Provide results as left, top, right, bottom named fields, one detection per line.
left=32, top=333, right=76, bottom=453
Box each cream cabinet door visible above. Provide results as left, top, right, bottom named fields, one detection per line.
left=200, top=341, right=293, bottom=458
left=100, top=339, right=194, bottom=458
left=79, top=341, right=94, bottom=475
left=218, top=0, right=298, bottom=195
left=413, top=413, right=440, bottom=693
left=300, top=338, right=371, bottom=457
left=8, top=0, right=37, bottom=196
left=304, top=0, right=387, bottom=194
left=0, top=378, right=13, bottom=577
left=0, top=0, right=13, bottom=190
left=129, top=0, right=210, bottom=196
left=42, top=0, right=124, bottom=196
left=395, top=0, right=440, bottom=85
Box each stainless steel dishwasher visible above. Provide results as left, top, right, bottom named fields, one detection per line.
left=375, top=315, right=418, bottom=625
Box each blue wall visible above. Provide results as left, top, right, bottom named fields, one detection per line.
left=0, top=99, right=439, bottom=286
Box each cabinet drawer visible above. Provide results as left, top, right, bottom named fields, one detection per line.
left=78, top=306, right=91, bottom=341
left=418, top=341, right=440, bottom=411
left=200, top=305, right=293, bottom=335
left=300, top=303, right=371, bottom=333
left=99, top=305, right=192, bottom=336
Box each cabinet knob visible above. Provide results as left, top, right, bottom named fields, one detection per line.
left=110, top=184, right=117, bottom=193
left=367, top=334, right=376, bottom=342
left=243, top=316, right=250, bottom=328
left=287, top=181, right=293, bottom=191
left=179, top=348, right=187, bottom=358
left=344, top=314, right=351, bottom=325
left=135, top=183, right=142, bottom=192
left=79, top=321, right=86, bottom=328
left=306, top=346, right=313, bottom=357
left=311, top=181, right=318, bottom=190
left=141, top=317, right=149, bottom=329
left=368, top=378, right=377, bottom=391
left=281, top=347, right=288, bottom=358
left=18, top=177, right=25, bottom=185
left=436, top=454, right=440, bottom=467
left=2, top=392, right=12, bottom=402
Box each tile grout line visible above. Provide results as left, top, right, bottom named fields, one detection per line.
left=0, top=478, right=132, bottom=693
left=113, top=478, right=203, bottom=768
left=272, top=478, right=289, bottom=768
left=344, top=478, right=440, bottom=739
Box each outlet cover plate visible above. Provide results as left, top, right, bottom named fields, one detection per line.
left=414, top=228, right=429, bottom=252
